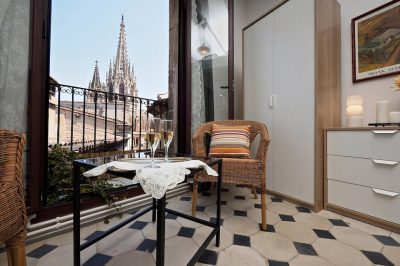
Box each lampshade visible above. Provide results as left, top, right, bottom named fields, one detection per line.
left=346, top=105, right=363, bottom=116
left=346, top=95, right=363, bottom=106
left=197, top=44, right=210, bottom=57
left=346, top=95, right=364, bottom=127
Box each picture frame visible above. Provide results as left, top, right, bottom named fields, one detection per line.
left=352, top=0, right=400, bottom=83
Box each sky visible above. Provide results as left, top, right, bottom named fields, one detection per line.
left=50, top=0, right=169, bottom=100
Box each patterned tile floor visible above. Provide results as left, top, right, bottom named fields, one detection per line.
left=1, top=184, right=400, bottom=266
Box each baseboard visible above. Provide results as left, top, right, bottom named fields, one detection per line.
left=266, top=189, right=315, bottom=211
left=327, top=204, right=400, bottom=234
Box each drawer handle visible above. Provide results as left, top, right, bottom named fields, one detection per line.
left=372, top=130, right=398, bottom=134
left=372, top=188, right=399, bottom=197
left=372, top=159, right=399, bottom=166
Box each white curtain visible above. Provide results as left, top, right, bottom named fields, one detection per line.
left=191, top=0, right=206, bottom=136
left=0, top=0, right=30, bottom=132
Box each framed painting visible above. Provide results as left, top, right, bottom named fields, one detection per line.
left=352, top=0, right=400, bottom=83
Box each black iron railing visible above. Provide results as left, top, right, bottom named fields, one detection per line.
left=48, top=83, right=168, bottom=153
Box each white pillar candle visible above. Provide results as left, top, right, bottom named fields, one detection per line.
left=347, top=116, right=363, bottom=127
left=389, top=112, right=400, bottom=123
left=376, top=101, right=391, bottom=123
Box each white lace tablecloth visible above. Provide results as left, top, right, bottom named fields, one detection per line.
left=83, top=160, right=218, bottom=199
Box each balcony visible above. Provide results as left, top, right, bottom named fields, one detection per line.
left=1, top=0, right=400, bottom=265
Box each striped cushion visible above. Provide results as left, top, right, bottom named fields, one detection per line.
left=209, top=124, right=251, bottom=158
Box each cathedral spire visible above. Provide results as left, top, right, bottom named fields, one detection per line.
left=114, top=15, right=128, bottom=80
left=89, top=60, right=101, bottom=90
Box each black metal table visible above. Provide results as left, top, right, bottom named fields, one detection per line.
left=72, top=152, right=222, bottom=266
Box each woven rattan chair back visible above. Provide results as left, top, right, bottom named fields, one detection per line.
left=0, top=129, right=27, bottom=266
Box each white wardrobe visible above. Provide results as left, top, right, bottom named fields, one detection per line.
left=243, top=0, right=341, bottom=209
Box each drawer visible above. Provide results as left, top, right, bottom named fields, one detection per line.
left=327, top=155, right=400, bottom=193
left=328, top=179, right=400, bottom=224
left=327, top=130, right=400, bottom=161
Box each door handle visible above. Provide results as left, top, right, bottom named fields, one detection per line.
left=372, top=159, right=399, bottom=166
left=372, top=188, right=399, bottom=197
left=372, top=130, right=398, bottom=134
left=269, top=94, right=276, bottom=109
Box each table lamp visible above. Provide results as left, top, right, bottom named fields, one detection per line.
left=346, top=95, right=363, bottom=127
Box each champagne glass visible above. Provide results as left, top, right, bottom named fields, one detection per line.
left=161, top=120, right=174, bottom=162
left=145, top=117, right=161, bottom=168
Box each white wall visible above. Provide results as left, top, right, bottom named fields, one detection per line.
left=338, top=0, right=399, bottom=126
left=236, top=0, right=400, bottom=125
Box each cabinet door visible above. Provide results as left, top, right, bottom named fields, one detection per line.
left=272, top=0, right=315, bottom=204
left=243, top=14, right=274, bottom=188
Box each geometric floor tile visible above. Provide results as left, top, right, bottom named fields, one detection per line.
left=313, top=238, right=372, bottom=265
left=293, top=242, right=318, bottom=256
left=177, top=226, right=196, bottom=238
left=361, top=250, right=394, bottom=266
left=165, top=213, right=178, bottom=220
left=7, top=184, right=400, bottom=266
left=196, top=205, right=206, bottom=212
left=313, top=229, right=335, bottom=239
left=233, top=234, right=251, bottom=247
left=289, top=255, right=331, bottom=266
left=129, top=221, right=148, bottom=230
left=382, top=246, right=400, bottom=265
left=293, top=213, right=333, bottom=230
left=328, top=219, right=348, bottom=227
left=330, top=226, right=383, bottom=252
left=296, top=206, right=311, bottom=213
left=275, top=222, right=317, bottom=244
left=180, top=196, right=192, bottom=201
left=26, top=244, right=57, bottom=259
left=136, top=239, right=157, bottom=253
left=224, top=216, right=259, bottom=236
left=198, top=249, right=218, bottom=265
left=217, top=245, right=266, bottom=266
left=373, top=235, right=400, bottom=246
left=105, top=250, right=154, bottom=266
left=234, top=195, right=246, bottom=200
left=233, top=210, right=247, bottom=217
left=83, top=253, right=112, bottom=266
left=268, top=260, right=289, bottom=266
left=279, top=214, right=295, bottom=222
left=266, top=224, right=276, bottom=232
left=210, top=217, right=224, bottom=226
left=251, top=232, right=297, bottom=261
left=271, top=197, right=283, bottom=202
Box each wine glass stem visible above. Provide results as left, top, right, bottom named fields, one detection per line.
left=151, top=147, right=155, bottom=168
left=165, top=145, right=169, bottom=163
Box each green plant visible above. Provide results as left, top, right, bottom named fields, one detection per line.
left=47, top=145, right=81, bottom=205
left=46, top=145, right=124, bottom=221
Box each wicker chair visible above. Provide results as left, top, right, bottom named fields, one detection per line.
left=0, top=129, right=27, bottom=266
left=192, top=120, right=270, bottom=230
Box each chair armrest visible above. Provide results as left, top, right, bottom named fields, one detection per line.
left=192, top=130, right=211, bottom=157
left=255, top=136, right=270, bottom=164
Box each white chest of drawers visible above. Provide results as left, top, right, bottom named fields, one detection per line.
left=325, top=128, right=400, bottom=233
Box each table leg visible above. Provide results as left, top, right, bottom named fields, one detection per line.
left=73, top=162, right=81, bottom=266
left=156, top=196, right=166, bottom=266
left=152, top=198, right=157, bottom=222
left=216, top=160, right=222, bottom=247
